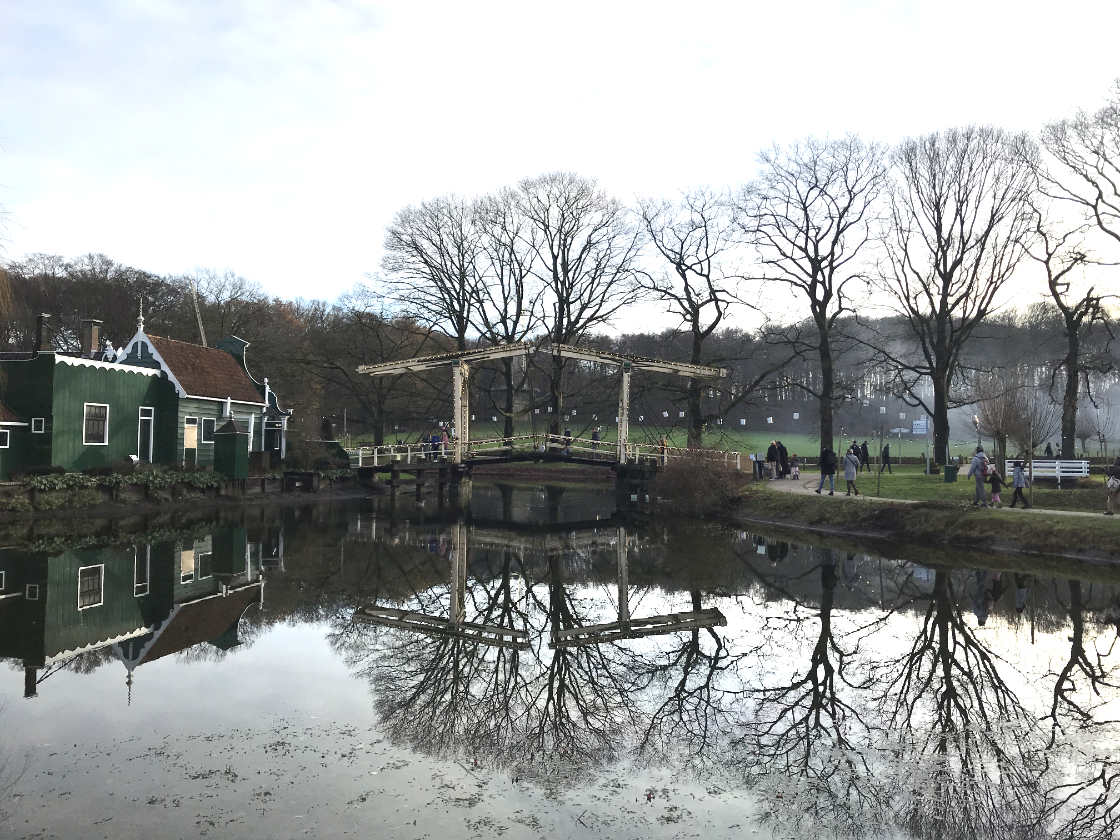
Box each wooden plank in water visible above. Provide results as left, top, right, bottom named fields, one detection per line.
left=353, top=608, right=530, bottom=649
left=552, top=607, right=725, bottom=640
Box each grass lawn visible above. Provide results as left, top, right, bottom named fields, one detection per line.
left=843, top=464, right=1111, bottom=513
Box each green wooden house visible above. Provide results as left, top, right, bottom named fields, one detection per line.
left=117, top=318, right=290, bottom=468
left=0, top=351, right=177, bottom=479
left=0, top=528, right=263, bottom=699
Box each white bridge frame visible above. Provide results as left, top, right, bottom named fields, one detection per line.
left=357, top=342, right=728, bottom=466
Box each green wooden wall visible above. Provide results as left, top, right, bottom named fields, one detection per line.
left=0, top=355, right=56, bottom=477
left=174, top=397, right=264, bottom=467
left=50, top=361, right=178, bottom=471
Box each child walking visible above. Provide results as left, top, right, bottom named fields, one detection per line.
left=988, top=466, right=1005, bottom=508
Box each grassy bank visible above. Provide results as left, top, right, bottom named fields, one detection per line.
left=734, top=482, right=1120, bottom=564
left=835, top=464, right=1111, bottom=513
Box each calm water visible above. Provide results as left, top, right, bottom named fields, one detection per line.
left=2, top=482, right=1119, bottom=839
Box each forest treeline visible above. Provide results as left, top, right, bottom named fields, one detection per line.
left=3, top=87, right=1120, bottom=461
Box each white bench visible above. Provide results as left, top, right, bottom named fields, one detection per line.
left=1024, top=459, right=1090, bottom=486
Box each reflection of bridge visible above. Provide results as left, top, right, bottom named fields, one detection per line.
left=355, top=342, right=739, bottom=469
left=351, top=518, right=726, bottom=651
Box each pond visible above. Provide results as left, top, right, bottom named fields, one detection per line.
left=1, top=482, right=1118, bottom=839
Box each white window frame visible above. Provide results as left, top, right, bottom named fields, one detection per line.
left=26, top=583, right=40, bottom=600
left=31, top=417, right=45, bottom=434
left=137, top=406, right=155, bottom=460
left=83, top=403, right=110, bottom=446
left=196, top=551, right=213, bottom=580
left=134, top=545, right=150, bottom=597
left=0, top=570, right=5, bottom=591
left=200, top=417, right=216, bottom=444
left=180, top=545, right=195, bottom=583
left=77, top=564, right=105, bottom=610
left=0, top=430, right=8, bottom=449
left=183, top=416, right=198, bottom=464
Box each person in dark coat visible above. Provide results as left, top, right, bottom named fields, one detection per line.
left=1044, top=442, right=1053, bottom=457
left=860, top=441, right=871, bottom=472
left=879, top=442, right=893, bottom=474
left=766, top=441, right=779, bottom=479
left=815, top=446, right=837, bottom=495
left=777, top=440, right=789, bottom=478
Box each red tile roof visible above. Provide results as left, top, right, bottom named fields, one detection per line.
left=136, top=584, right=261, bottom=667
left=147, top=335, right=263, bottom=403
left=0, top=401, right=22, bottom=423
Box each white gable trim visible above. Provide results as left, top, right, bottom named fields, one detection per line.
left=55, top=354, right=162, bottom=376
left=120, top=329, right=188, bottom=396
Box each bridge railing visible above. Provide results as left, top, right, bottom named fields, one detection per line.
left=347, top=435, right=742, bottom=470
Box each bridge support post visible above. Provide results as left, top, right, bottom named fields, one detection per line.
left=617, top=526, right=629, bottom=626
left=449, top=521, right=467, bottom=625
left=617, top=363, right=631, bottom=464
left=452, top=361, right=470, bottom=465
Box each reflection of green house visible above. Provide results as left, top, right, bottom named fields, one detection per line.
left=0, top=527, right=262, bottom=699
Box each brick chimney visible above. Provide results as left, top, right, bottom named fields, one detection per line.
left=80, top=318, right=103, bottom=358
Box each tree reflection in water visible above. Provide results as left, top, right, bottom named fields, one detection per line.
left=872, top=567, right=1047, bottom=840
left=321, top=507, right=1120, bottom=839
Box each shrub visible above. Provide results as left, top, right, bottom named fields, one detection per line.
left=657, top=455, right=745, bottom=517
left=0, top=492, right=32, bottom=512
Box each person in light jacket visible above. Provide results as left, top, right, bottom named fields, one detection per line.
left=1009, top=461, right=1030, bottom=508
left=966, top=446, right=989, bottom=507
left=843, top=446, right=861, bottom=496
left=1105, top=455, right=1120, bottom=516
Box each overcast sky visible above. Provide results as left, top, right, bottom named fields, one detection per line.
left=2, top=0, right=1119, bottom=323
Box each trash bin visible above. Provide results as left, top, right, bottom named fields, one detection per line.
left=943, top=464, right=959, bottom=483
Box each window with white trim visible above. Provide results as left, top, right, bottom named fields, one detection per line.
left=180, top=547, right=195, bottom=583
left=26, top=583, right=40, bottom=600
left=134, top=546, right=150, bottom=596
left=83, top=403, right=109, bottom=445
left=0, top=430, right=8, bottom=449
left=31, top=417, right=46, bottom=434
left=77, top=565, right=104, bottom=609
left=201, top=417, right=216, bottom=444
left=197, top=552, right=212, bottom=579
left=0, top=570, right=5, bottom=591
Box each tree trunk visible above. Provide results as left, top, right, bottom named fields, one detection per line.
left=502, top=357, right=515, bottom=443
left=549, top=354, right=564, bottom=436
left=1060, top=330, right=1079, bottom=460
left=932, top=370, right=950, bottom=466
left=687, top=330, right=704, bottom=449
left=818, top=331, right=834, bottom=453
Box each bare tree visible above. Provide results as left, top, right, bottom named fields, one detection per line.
left=638, top=190, right=743, bottom=447
left=878, top=127, right=1035, bottom=464
left=1040, top=81, right=1120, bottom=246
left=471, top=189, right=544, bottom=440
left=1025, top=205, right=1116, bottom=459
left=736, top=136, right=886, bottom=453
left=518, top=173, right=643, bottom=433
left=382, top=196, right=482, bottom=351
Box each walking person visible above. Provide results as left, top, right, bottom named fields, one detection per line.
left=843, top=446, right=861, bottom=496
left=879, top=442, right=893, bottom=474
left=1105, top=455, right=1120, bottom=516
left=860, top=441, right=871, bottom=473
left=440, top=427, right=451, bottom=459
left=1044, top=442, right=1053, bottom=457
left=967, top=446, right=989, bottom=506
left=790, top=453, right=801, bottom=480
left=777, top=440, right=789, bottom=478
left=766, top=440, right=779, bottom=479
left=815, top=446, right=837, bottom=495
left=1009, top=460, right=1030, bottom=508
left=988, top=465, right=1005, bottom=508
